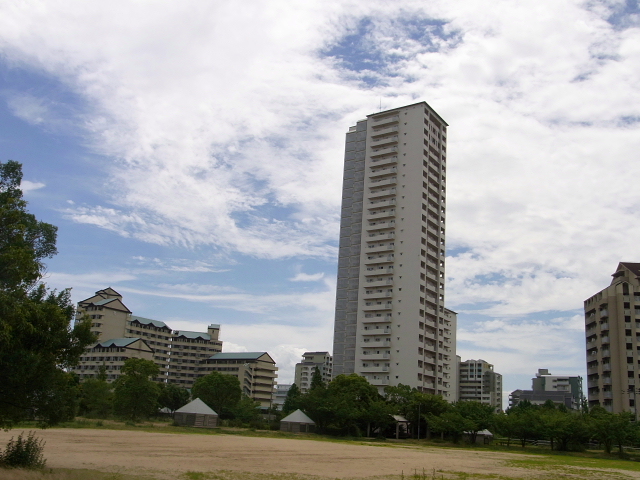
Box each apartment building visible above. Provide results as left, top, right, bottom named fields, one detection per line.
left=585, top=262, right=640, bottom=413
left=294, top=352, right=333, bottom=393
left=273, top=384, right=292, bottom=410
left=73, top=289, right=223, bottom=387
left=168, top=326, right=223, bottom=388
left=458, top=359, right=502, bottom=411
left=75, top=338, right=154, bottom=381
left=199, top=352, right=278, bottom=408
left=332, top=101, right=457, bottom=400
left=509, top=369, right=583, bottom=410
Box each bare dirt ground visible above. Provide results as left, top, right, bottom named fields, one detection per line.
left=0, top=428, right=637, bottom=480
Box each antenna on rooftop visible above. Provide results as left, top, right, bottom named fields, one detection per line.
left=379, top=97, right=382, bottom=111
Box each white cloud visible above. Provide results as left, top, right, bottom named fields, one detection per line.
left=3, top=0, right=640, bottom=380
left=5, top=93, right=49, bottom=125
left=21, top=180, right=45, bottom=192
left=289, top=272, right=325, bottom=282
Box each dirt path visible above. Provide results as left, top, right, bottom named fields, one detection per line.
left=0, top=429, right=634, bottom=479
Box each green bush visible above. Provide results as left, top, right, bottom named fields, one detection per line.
left=0, top=431, right=46, bottom=468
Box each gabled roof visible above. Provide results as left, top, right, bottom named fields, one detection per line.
left=174, top=330, right=211, bottom=340
left=619, top=263, right=640, bottom=277
left=208, top=352, right=273, bottom=362
left=97, top=287, right=122, bottom=297
left=131, top=315, right=169, bottom=329
left=175, top=398, right=218, bottom=415
left=281, top=409, right=315, bottom=424
left=94, top=298, right=118, bottom=306
left=95, top=338, right=140, bottom=348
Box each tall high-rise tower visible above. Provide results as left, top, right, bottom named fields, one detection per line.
left=332, top=101, right=457, bottom=400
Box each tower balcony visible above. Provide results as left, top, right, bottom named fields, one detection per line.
left=369, top=177, right=397, bottom=188
left=370, top=155, right=398, bottom=167
left=368, top=187, right=396, bottom=199
left=368, top=198, right=396, bottom=209
left=361, top=327, right=391, bottom=336
left=370, top=135, right=398, bottom=147
left=364, top=266, right=394, bottom=276
left=360, top=365, right=389, bottom=373
left=361, top=351, right=391, bottom=360
left=366, top=232, right=395, bottom=242
left=371, top=125, right=399, bottom=138
left=363, top=291, right=393, bottom=300
left=363, top=302, right=393, bottom=311
left=365, top=278, right=393, bottom=287
left=372, top=115, right=399, bottom=126
left=366, top=221, right=396, bottom=231
left=360, top=340, right=392, bottom=348
left=366, top=244, right=395, bottom=254
left=364, top=254, right=394, bottom=265
left=369, top=166, right=397, bottom=178
left=367, top=209, right=396, bottom=220
left=361, top=316, right=392, bottom=324
left=370, top=146, right=398, bottom=158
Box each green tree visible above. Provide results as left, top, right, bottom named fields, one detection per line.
left=0, top=161, right=95, bottom=428
left=79, top=367, right=113, bottom=418
left=231, top=395, right=262, bottom=425
left=455, top=401, right=495, bottom=444
left=282, top=383, right=302, bottom=414
left=385, top=384, right=450, bottom=438
left=191, top=371, right=242, bottom=418
left=428, top=410, right=473, bottom=443
left=304, top=374, right=383, bottom=436
left=310, top=367, right=324, bottom=391
left=158, top=382, right=189, bottom=415
left=113, top=358, right=160, bottom=421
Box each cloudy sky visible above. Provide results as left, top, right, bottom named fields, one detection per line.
left=2, top=1, right=640, bottom=401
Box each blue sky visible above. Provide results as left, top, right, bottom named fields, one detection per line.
left=2, top=1, right=640, bottom=403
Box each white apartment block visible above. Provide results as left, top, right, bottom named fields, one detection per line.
left=332, top=102, right=457, bottom=400
left=458, top=359, right=502, bottom=411
left=294, top=352, right=333, bottom=393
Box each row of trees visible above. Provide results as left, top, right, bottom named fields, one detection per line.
left=79, top=360, right=263, bottom=425
left=283, top=369, right=640, bottom=453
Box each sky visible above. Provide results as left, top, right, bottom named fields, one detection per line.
left=2, top=1, right=640, bottom=403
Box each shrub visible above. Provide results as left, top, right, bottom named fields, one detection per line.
left=0, top=431, right=46, bottom=468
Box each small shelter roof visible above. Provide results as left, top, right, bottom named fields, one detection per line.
left=281, top=409, right=315, bottom=424
left=392, top=415, right=409, bottom=423
left=175, top=398, right=218, bottom=415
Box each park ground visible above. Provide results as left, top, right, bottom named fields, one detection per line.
left=3, top=425, right=640, bottom=480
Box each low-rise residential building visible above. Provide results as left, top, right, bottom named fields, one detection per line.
left=294, top=352, right=332, bottom=393
left=200, top=352, right=278, bottom=408
left=458, top=359, right=502, bottom=411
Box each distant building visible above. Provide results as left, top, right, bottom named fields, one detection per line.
left=73, top=288, right=222, bottom=387
left=199, top=352, right=278, bottom=409
left=585, top=262, right=640, bottom=413
left=273, top=384, right=292, bottom=410
left=294, top=352, right=332, bottom=393
left=167, top=325, right=222, bottom=388
left=73, top=289, right=277, bottom=406
left=75, top=338, right=154, bottom=381
left=458, top=359, right=502, bottom=411
left=509, top=369, right=583, bottom=410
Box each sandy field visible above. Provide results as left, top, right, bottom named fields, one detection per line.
left=0, top=428, right=638, bottom=480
